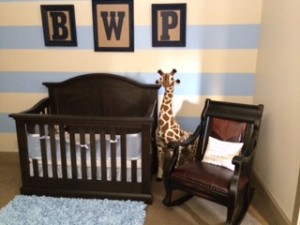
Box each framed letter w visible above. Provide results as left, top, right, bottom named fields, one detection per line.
left=92, top=0, right=134, bottom=52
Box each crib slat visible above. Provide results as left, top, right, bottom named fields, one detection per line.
left=49, top=124, right=58, bottom=179
left=110, top=132, right=117, bottom=182
left=100, top=131, right=107, bottom=181
left=131, top=160, right=137, bottom=183
left=120, top=132, right=127, bottom=182
left=90, top=130, right=97, bottom=180
left=69, top=130, right=77, bottom=179
left=32, top=158, right=39, bottom=177
left=80, top=132, right=87, bottom=180
left=59, top=125, right=68, bottom=179
left=26, top=124, right=36, bottom=134
left=39, top=124, right=48, bottom=178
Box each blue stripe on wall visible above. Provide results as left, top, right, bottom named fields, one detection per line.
left=0, top=113, right=15, bottom=132
left=0, top=25, right=260, bottom=50
left=176, top=116, right=201, bottom=132
left=0, top=72, right=255, bottom=96
left=0, top=72, right=79, bottom=93
left=175, top=73, right=255, bottom=96
left=186, top=25, right=260, bottom=49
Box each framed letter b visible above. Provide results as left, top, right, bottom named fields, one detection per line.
left=41, top=5, right=77, bottom=47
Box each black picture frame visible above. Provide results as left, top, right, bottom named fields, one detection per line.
left=41, top=5, right=77, bottom=47
left=152, top=3, right=186, bottom=47
left=92, top=0, right=134, bottom=52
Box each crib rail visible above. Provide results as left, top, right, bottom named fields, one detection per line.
left=10, top=106, right=154, bottom=203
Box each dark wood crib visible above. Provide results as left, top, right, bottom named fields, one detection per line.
left=10, top=73, right=160, bottom=204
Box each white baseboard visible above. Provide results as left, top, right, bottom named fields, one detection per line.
left=251, top=170, right=291, bottom=225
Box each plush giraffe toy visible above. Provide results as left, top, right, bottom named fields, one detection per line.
left=155, top=69, right=195, bottom=181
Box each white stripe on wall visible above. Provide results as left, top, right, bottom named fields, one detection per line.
left=0, top=93, right=47, bottom=113
left=161, top=95, right=254, bottom=117
left=0, top=133, right=18, bottom=152
left=0, top=1, right=262, bottom=26
left=0, top=50, right=257, bottom=73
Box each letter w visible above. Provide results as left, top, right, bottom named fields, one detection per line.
left=100, top=11, right=125, bottom=40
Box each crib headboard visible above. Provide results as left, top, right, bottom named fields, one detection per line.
left=43, top=74, right=161, bottom=117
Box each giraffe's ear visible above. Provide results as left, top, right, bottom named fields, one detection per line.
left=176, top=79, right=181, bottom=84
left=158, top=69, right=163, bottom=75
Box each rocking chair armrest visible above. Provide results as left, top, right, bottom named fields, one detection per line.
left=229, top=155, right=252, bottom=202
left=232, top=153, right=254, bottom=175
left=164, top=125, right=202, bottom=180
left=231, top=130, right=257, bottom=173
left=168, top=124, right=202, bottom=149
left=232, top=155, right=251, bottom=167
left=163, top=144, right=181, bottom=181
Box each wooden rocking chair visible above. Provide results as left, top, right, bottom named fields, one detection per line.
left=162, top=99, right=264, bottom=225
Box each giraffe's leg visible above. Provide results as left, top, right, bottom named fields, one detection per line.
left=156, top=145, right=164, bottom=181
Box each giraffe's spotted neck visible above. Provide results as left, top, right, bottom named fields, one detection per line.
left=160, top=85, right=174, bottom=115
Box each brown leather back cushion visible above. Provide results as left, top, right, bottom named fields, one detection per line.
left=210, top=118, right=246, bottom=142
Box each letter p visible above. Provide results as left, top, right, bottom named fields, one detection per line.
left=160, top=11, right=178, bottom=41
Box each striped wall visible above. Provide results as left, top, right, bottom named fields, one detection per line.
left=0, top=0, right=262, bottom=152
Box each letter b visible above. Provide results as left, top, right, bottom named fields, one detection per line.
left=50, top=12, right=69, bottom=40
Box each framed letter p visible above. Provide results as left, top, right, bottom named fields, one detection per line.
left=152, top=4, right=186, bottom=47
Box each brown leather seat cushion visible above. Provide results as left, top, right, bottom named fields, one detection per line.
left=170, top=162, right=249, bottom=195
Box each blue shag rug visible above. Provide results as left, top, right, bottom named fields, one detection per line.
left=0, top=195, right=146, bottom=225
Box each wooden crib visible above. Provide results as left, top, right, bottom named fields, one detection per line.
left=10, top=73, right=160, bottom=204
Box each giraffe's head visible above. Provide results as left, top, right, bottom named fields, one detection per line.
left=156, top=69, right=180, bottom=88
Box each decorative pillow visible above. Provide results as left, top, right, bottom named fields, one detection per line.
left=202, top=136, right=243, bottom=170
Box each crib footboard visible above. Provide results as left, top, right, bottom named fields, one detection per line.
left=11, top=113, right=155, bottom=204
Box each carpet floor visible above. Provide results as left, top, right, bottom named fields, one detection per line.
left=0, top=153, right=268, bottom=225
